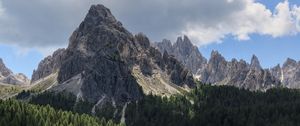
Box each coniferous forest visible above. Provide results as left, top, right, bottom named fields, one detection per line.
left=0, top=99, right=121, bottom=126
left=1, top=1, right=300, bottom=126
left=5, top=84, right=300, bottom=126
left=126, top=85, right=300, bottom=126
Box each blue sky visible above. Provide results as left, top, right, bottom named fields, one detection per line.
left=0, top=44, right=43, bottom=77
left=200, top=34, right=300, bottom=68
left=200, top=0, right=300, bottom=67
left=0, top=0, right=300, bottom=78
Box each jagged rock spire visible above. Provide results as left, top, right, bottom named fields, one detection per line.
left=154, top=35, right=207, bottom=74
left=32, top=4, right=195, bottom=109
left=283, top=58, right=297, bottom=68
left=0, top=58, right=13, bottom=77
left=250, top=55, right=262, bottom=69
left=0, top=58, right=29, bottom=85
left=210, top=50, right=225, bottom=62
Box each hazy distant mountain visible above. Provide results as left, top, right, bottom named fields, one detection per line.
left=0, top=58, right=29, bottom=85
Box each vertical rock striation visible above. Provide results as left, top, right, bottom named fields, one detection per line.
left=32, top=4, right=196, bottom=107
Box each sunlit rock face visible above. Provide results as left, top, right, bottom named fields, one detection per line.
left=0, top=58, right=29, bottom=85
left=271, top=58, right=300, bottom=89
left=154, top=35, right=207, bottom=75
left=155, top=36, right=282, bottom=91
left=32, top=4, right=196, bottom=107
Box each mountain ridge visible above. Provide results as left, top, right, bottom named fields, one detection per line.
left=31, top=4, right=195, bottom=110
left=0, top=58, right=29, bottom=85
left=154, top=35, right=207, bottom=74
left=154, top=36, right=300, bottom=90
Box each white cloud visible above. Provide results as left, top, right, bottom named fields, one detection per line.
left=183, top=0, right=300, bottom=46
left=0, top=1, right=4, bottom=16
left=0, top=0, right=99, bottom=55
left=0, top=0, right=299, bottom=54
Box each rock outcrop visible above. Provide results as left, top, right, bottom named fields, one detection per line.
left=199, top=53, right=280, bottom=91
left=0, top=58, right=29, bottom=85
left=242, top=56, right=280, bottom=90
left=154, top=36, right=207, bottom=74
left=32, top=4, right=195, bottom=107
left=0, top=59, right=13, bottom=77
left=271, top=58, right=300, bottom=88
left=155, top=36, right=281, bottom=91
left=31, top=49, right=65, bottom=83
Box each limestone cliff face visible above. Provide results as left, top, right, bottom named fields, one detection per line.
left=199, top=53, right=280, bottom=91
left=32, top=4, right=195, bottom=106
left=154, top=36, right=207, bottom=74
left=31, top=49, right=65, bottom=83
left=155, top=36, right=281, bottom=91
left=271, top=58, right=300, bottom=89
left=156, top=35, right=300, bottom=90
left=242, top=56, right=280, bottom=90
left=0, top=58, right=29, bottom=85
left=0, top=59, right=12, bottom=77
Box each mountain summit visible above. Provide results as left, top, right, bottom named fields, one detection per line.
left=0, top=58, right=29, bottom=85
left=250, top=55, right=262, bottom=70
left=271, top=58, right=300, bottom=88
left=0, top=58, right=13, bottom=77
left=32, top=4, right=195, bottom=112
left=155, top=36, right=281, bottom=91
left=154, top=36, right=207, bottom=74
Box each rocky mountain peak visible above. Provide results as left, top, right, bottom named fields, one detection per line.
left=270, top=64, right=282, bottom=82
left=270, top=58, right=300, bottom=89
left=176, top=36, right=183, bottom=44
left=31, top=48, right=65, bottom=83
left=68, top=4, right=131, bottom=55
left=283, top=58, right=297, bottom=68
left=231, top=58, right=238, bottom=63
left=239, top=59, right=248, bottom=65
left=156, top=38, right=282, bottom=90
left=153, top=36, right=207, bottom=74
left=0, top=58, right=12, bottom=77
left=154, top=39, right=172, bottom=53
left=173, top=35, right=194, bottom=49
left=0, top=58, right=29, bottom=85
left=134, top=33, right=150, bottom=49
left=33, top=4, right=195, bottom=110
left=86, top=4, right=118, bottom=25
left=183, top=35, right=193, bottom=46
left=174, top=36, right=194, bottom=55
left=250, top=55, right=262, bottom=69
left=162, top=39, right=172, bottom=44
left=210, top=50, right=225, bottom=63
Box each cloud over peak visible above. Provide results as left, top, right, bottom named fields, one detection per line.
left=0, top=0, right=299, bottom=54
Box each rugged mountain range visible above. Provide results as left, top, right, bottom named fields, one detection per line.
left=0, top=58, right=29, bottom=85
left=2, top=4, right=299, bottom=93
left=31, top=48, right=65, bottom=83
left=271, top=58, right=300, bottom=88
left=31, top=4, right=195, bottom=110
left=154, top=36, right=207, bottom=74
left=154, top=37, right=285, bottom=91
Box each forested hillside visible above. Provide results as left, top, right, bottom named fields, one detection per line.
left=0, top=99, right=121, bottom=126
left=125, top=85, right=300, bottom=126
left=17, top=84, right=300, bottom=126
